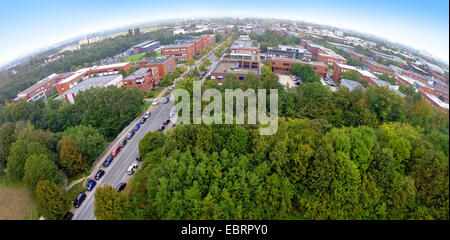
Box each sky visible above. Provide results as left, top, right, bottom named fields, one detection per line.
left=0, top=0, right=448, bottom=66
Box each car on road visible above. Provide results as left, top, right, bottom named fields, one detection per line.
left=95, top=169, right=105, bottom=180
left=103, top=156, right=114, bottom=167
left=116, top=182, right=127, bottom=192
left=62, top=212, right=73, bottom=220
left=86, top=180, right=97, bottom=191
left=144, top=112, right=151, bottom=119
left=168, top=112, right=174, bottom=118
left=127, top=163, right=138, bottom=175
left=168, top=86, right=173, bottom=90
left=111, top=145, right=121, bottom=157
left=163, top=97, right=169, bottom=104
left=74, top=192, right=86, bottom=208
left=139, top=117, right=146, bottom=124
left=152, top=99, right=159, bottom=106
left=136, top=155, right=142, bottom=162
left=119, top=139, right=127, bottom=148
left=158, top=125, right=165, bottom=131
left=126, top=131, right=135, bottom=140
left=133, top=124, right=141, bottom=131
left=163, top=119, right=170, bottom=126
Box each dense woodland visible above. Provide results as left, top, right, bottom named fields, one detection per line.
left=109, top=62, right=449, bottom=220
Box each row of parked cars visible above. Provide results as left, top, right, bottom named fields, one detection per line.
left=64, top=111, right=152, bottom=220
left=292, top=75, right=302, bottom=86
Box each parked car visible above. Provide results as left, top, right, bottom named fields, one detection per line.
left=86, top=180, right=97, bottom=191
left=144, top=112, right=151, bottom=119
left=116, top=182, right=127, bottom=192
left=95, top=169, right=105, bottom=180
left=158, top=125, right=165, bottom=131
left=103, top=156, right=114, bottom=167
left=126, top=131, right=135, bottom=140
left=136, top=155, right=142, bottom=162
left=74, top=192, right=86, bottom=208
left=163, top=119, right=170, bottom=126
left=127, top=164, right=138, bottom=175
left=168, top=112, right=174, bottom=118
left=139, top=118, right=146, bottom=124
left=163, top=97, right=169, bottom=104
left=62, top=212, right=73, bottom=220
left=133, top=124, right=140, bottom=131
left=111, top=145, right=121, bottom=157
left=168, top=86, right=173, bottom=90
left=152, top=99, right=159, bottom=106
left=119, top=139, right=127, bottom=148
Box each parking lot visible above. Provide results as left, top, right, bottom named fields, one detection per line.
left=277, top=74, right=300, bottom=88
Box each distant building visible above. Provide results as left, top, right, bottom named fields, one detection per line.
left=163, top=34, right=215, bottom=61
left=132, top=40, right=161, bottom=54
left=123, top=67, right=160, bottom=91
left=363, top=59, right=396, bottom=76
left=14, top=73, right=72, bottom=102
left=62, top=75, right=123, bottom=104
left=267, top=45, right=312, bottom=61
left=301, top=39, right=346, bottom=65
left=210, top=62, right=260, bottom=84
left=229, top=35, right=259, bottom=54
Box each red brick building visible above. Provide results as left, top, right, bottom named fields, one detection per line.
left=349, top=51, right=366, bottom=62
left=123, top=67, right=160, bottom=91
left=14, top=72, right=73, bottom=102
left=138, top=55, right=176, bottom=78
left=363, top=59, right=395, bottom=76
left=332, top=62, right=378, bottom=83
left=317, top=52, right=347, bottom=65
left=163, top=43, right=195, bottom=61
left=270, top=57, right=328, bottom=78
left=55, top=62, right=132, bottom=95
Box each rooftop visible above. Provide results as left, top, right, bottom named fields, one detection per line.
left=341, top=79, right=364, bottom=91
left=425, top=92, right=449, bottom=109
left=63, top=75, right=122, bottom=96
left=140, top=55, right=173, bottom=64
left=164, top=42, right=194, bottom=48
left=124, top=67, right=154, bottom=80
left=212, top=62, right=260, bottom=75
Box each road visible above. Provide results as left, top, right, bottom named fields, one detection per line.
left=71, top=36, right=230, bottom=220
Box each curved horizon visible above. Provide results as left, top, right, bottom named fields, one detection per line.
left=0, top=0, right=448, bottom=66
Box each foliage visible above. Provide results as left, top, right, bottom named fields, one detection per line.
left=59, top=136, right=86, bottom=177
left=35, top=180, right=69, bottom=220
left=23, top=154, right=61, bottom=192
left=290, top=63, right=320, bottom=83
left=59, top=125, right=106, bottom=163
left=94, top=185, right=130, bottom=220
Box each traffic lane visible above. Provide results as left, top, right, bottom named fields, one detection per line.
left=72, top=101, right=174, bottom=220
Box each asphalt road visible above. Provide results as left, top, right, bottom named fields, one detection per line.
left=72, top=99, right=174, bottom=220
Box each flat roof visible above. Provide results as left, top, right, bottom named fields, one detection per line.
left=164, top=42, right=194, bottom=48
left=271, top=57, right=327, bottom=67
left=140, top=55, right=173, bottom=64
left=425, top=92, right=449, bottom=109
left=63, top=75, right=122, bottom=95
left=212, top=62, right=259, bottom=75
left=133, top=40, right=157, bottom=48
left=91, top=62, right=130, bottom=71
left=19, top=73, right=58, bottom=94
left=124, top=67, right=152, bottom=80
left=341, top=79, right=364, bottom=91
left=59, top=68, right=91, bottom=84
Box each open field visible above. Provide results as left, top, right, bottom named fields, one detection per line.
left=0, top=186, right=34, bottom=220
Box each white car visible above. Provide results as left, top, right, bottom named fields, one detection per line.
left=168, top=112, right=174, bottom=118
left=152, top=99, right=159, bottom=106
left=168, top=86, right=173, bottom=90
left=127, top=164, right=138, bottom=175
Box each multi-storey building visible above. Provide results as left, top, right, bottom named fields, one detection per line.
left=122, top=67, right=160, bottom=91
left=270, top=57, right=328, bottom=78
left=229, top=35, right=260, bottom=54
left=14, top=72, right=72, bottom=102
left=62, top=75, right=123, bottom=104
left=163, top=34, right=215, bottom=61
left=132, top=40, right=161, bottom=54
left=267, top=45, right=312, bottom=61
left=363, top=59, right=396, bottom=76
left=138, top=55, right=176, bottom=78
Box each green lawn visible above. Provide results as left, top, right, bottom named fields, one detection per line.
left=124, top=53, right=145, bottom=63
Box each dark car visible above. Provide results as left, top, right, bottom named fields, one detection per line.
left=126, top=131, right=135, bottom=140
left=103, top=156, right=114, bottom=167
left=163, top=119, right=170, bottom=126
left=133, top=124, right=141, bottom=131
left=86, top=180, right=97, bottom=191
left=62, top=212, right=73, bottom=220
left=116, top=182, right=127, bottom=192
left=163, top=97, right=169, bottom=104
left=136, top=155, right=142, bottom=162
left=139, top=118, right=146, bottom=124
left=119, top=139, right=127, bottom=148
left=74, top=192, right=86, bottom=208
left=158, top=125, right=165, bottom=131
left=95, top=169, right=105, bottom=180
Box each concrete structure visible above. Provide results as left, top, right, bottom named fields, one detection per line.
left=123, top=67, right=160, bottom=91
left=270, top=57, right=328, bottom=78
left=229, top=35, right=260, bottom=54
left=267, top=45, right=312, bottom=61
left=340, top=79, right=364, bottom=91
left=62, top=75, right=123, bottom=104
left=210, top=62, right=260, bottom=85
left=138, top=55, right=176, bottom=78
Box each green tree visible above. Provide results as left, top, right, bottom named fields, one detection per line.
left=60, top=125, right=105, bottom=163
left=94, top=185, right=130, bottom=220
left=186, top=58, right=195, bottom=67
left=23, top=154, right=61, bottom=192
left=291, top=63, right=320, bottom=83
left=342, top=69, right=368, bottom=87
left=60, top=136, right=86, bottom=177
left=35, top=180, right=69, bottom=220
